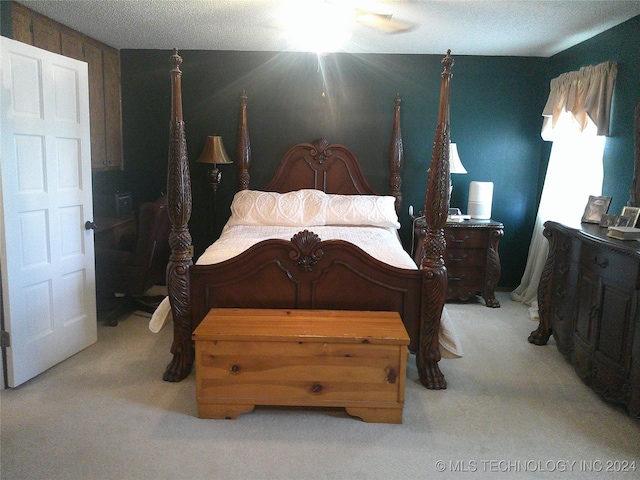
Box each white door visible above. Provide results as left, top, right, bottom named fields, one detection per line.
left=0, top=37, right=97, bottom=388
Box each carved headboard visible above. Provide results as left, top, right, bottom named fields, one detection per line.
left=264, top=138, right=378, bottom=195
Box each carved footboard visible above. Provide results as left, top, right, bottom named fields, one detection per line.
left=189, top=232, right=424, bottom=353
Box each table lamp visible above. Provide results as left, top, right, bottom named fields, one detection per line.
left=197, top=135, right=233, bottom=192
left=449, top=143, right=467, bottom=198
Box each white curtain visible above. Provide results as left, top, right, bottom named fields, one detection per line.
left=511, top=62, right=617, bottom=317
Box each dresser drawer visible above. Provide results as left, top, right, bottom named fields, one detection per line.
left=445, top=249, right=486, bottom=268
left=447, top=266, right=485, bottom=284
left=445, top=229, right=489, bottom=249
left=579, top=242, right=639, bottom=285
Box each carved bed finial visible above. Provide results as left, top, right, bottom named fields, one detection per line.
left=170, top=48, right=182, bottom=70
left=442, top=49, right=454, bottom=73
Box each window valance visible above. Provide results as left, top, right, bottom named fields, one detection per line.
left=542, top=61, right=617, bottom=137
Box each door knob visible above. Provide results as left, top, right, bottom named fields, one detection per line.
left=85, top=220, right=97, bottom=230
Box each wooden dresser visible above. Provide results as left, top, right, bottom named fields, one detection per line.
left=413, top=217, right=504, bottom=307
left=530, top=221, right=640, bottom=418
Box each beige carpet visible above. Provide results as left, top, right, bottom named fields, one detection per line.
left=2, top=292, right=639, bottom=479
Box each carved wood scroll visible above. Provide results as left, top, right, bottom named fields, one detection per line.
left=290, top=230, right=324, bottom=272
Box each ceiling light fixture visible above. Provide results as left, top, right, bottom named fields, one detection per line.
left=278, top=1, right=353, bottom=53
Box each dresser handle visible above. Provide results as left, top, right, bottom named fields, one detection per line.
left=449, top=234, right=470, bottom=243
left=448, top=274, right=467, bottom=282
left=447, top=254, right=468, bottom=263
left=594, top=257, right=609, bottom=269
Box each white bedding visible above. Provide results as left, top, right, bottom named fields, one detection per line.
left=197, top=224, right=417, bottom=269
left=150, top=190, right=462, bottom=358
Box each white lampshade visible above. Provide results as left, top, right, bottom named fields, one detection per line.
left=449, top=143, right=467, bottom=174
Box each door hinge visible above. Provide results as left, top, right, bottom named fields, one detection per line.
left=1, top=330, right=10, bottom=348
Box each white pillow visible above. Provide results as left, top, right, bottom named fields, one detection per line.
left=227, top=189, right=326, bottom=227
left=226, top=189, right=400, bottom=229
left=325, top=194, right=400, bottom=229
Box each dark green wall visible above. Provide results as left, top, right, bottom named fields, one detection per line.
left=116, top=50, right=546, bottom=287
left=107, top=15, right=639, bottom=289
left=0, top=2, right=13, bottom=38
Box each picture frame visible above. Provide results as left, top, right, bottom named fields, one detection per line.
left=599, top=214, right=618, bottom=227
left=616, top=215, right=635, bottom=227
left=581, top=195, right=612, bottom=224
left=621, top=206, right=640, bottom=227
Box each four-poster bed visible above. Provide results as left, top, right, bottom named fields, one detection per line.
left=162, top=48, right=456, bottom=390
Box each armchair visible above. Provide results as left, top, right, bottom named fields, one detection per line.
left=95, top=195, right=172, bottom=324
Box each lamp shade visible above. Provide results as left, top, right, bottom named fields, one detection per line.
left=449, top=143, right=467, bottom=174
left=197, top=136, right=233, bottom=165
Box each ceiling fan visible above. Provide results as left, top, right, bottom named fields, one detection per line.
left=275, top=1, right=415, bottom=52
left=354, top=8, right=415, bottom=34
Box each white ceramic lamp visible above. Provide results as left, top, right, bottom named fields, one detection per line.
left=449, top=143, right=467, bottom=197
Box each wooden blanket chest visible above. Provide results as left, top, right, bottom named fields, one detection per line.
left=193, top=308, right=410, bottom=423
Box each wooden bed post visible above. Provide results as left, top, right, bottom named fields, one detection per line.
left=163, top=49, right=194, bottom=382
left=237, top=90, right=251, bottom=190
left=389, top=93, right=403, bottom=214
left=418, top=50, right=453, bottom=389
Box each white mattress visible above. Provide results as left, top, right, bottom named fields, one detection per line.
left=151, top=224, right=462, bottom=359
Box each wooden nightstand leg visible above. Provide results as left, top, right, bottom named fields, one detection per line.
left=483, top=292, right=500, bottom=308
left=483, top=228, right=503, bottom=307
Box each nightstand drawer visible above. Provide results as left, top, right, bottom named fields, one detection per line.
left=445, top=229, right=489, bottom=249
left=447, top=266, right=485, bottom=284
left=445, top=249, right=486, bottom=268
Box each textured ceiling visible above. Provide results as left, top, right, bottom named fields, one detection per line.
left=17, top=0, right=640, bottom=57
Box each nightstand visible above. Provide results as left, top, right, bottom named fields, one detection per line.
left=412, top=217, right=504, bottom=307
